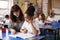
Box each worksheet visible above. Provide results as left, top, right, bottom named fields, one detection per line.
left=9, top=33, right=34, bottom=39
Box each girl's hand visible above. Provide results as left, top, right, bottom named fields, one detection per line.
left=10, top=29, right=16, bottom=35
left=20, top=29, right=28, bottom=33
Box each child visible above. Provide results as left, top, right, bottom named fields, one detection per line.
left=20, top=6, right=40, bottom=36
left=34, top=13, right=45, bottom=35
left=3, top=15, right=10, bottom=28
left=35, top=13, right=45, bottom=28
left=47, top=10, right=55, bottom=23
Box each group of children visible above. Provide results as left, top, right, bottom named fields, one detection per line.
left=2, top=4, right=56, bottom=38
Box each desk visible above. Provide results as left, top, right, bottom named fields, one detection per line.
left=45, top=26, right=59, bottom=40
left=2, top=32, right=45, bottom=40
left=57, top=26, right=60, bottom=40
left=39, top=24, right=59, bottom=40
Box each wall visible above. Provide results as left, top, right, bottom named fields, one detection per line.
left=52, top=0, right=60, bottom=14
left=30, top=0, right=36, bottom=5
left=18, top=0, right=60, bottom=20
left=52, top=0, right=60, bottom=8
left=18, top=0, right=24, bottom=7
left=18, top=0, right=36, bottom=14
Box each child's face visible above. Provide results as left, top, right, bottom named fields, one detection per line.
left=24, top=14, right=31, bottom=22
left=39, top=15, right=41, bottom=20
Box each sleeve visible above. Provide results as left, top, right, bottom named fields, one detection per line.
left=47, top=17, right=51, bottom=21
left=21, top=21, right=26, bottom=29
left=47, top=17, right=54, bottom=21
left=33, top=21, right=40, bottom=35
left=34, top=18, right=40, bottom=28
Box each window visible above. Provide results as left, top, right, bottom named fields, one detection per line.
left=0, top=1, right=8, bottom=9
left=0, top=0, right=9, bottom=18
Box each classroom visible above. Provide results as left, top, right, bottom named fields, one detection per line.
left=0, top=0, right=60, bottom=40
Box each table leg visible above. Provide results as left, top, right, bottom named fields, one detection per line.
left=57, top=28, right=59, bottom=40
left=54, top=30, right=56, bottom=40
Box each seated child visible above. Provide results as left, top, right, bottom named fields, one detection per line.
left=34, top=13, right=45, bottom=35
left=47, top=10, right=56, bottom=23
left=20, top=6, right=40, bottom=36
left=35, top=13, right=45, bottom=28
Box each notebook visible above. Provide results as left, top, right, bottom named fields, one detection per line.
left=9, top=33, right=34, bottom=39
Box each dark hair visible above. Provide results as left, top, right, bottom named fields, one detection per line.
left=50, top=12, right=55, bottom=17
left=10, top=5, right=24, bottom=22
left=29, top=3, right=33, bottom=6
left=5, top=15, right=9, bottom=18
left=26, top=6, right=35, bottom=17
left=39, top=13, right=45, bottom=22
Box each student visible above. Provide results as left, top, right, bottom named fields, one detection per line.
left=9, top=5, right=24, bottom=35
left=2, top=15, right=10, bottom=28
left=35, top=13, right=45, bottom=28
left=20, top=6, right=40, bottom=36
left=34, top=13, right=45, bottom=35
left=47, top=10, right=55, bottom=23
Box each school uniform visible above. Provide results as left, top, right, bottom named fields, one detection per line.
left=47, top=16, right=54, bottom=22
left=3, top=18, right=10, bottom=28
left=34, top=18, right=45, bottom=35
left=21, top=20, right=40, bottom=36
left=35, top=18, right=45, bottom=28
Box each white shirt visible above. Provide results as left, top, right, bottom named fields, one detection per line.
left=3, top=18, right=10, bottom=25
left=47, top=16, right=54, bottom=22
left=35, top=18, right=45, bottom=28
left=21, top=21, right=40, bottom=35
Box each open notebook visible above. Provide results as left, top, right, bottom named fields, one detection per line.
left=9, top=33, right=34, bottom=39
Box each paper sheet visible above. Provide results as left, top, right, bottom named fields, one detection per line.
left=16, top=33, right=34, bottom=39
left=9, top=34, right=17, bottom=38
left=9, top=33, right=34, bottom=39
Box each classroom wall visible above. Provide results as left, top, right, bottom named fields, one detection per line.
left=18, top=0, right=24, bottom=7
left=30, top=0, right=36, bottom=5
left=52, top=0, right=60, bottom=8
left=52, top=0, right=60, bottom=14
left=18, top=0, right=60, bottom=20
left=18, top=0, right=36, bottom=14
left=18, top=0, right=36, bottom=7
